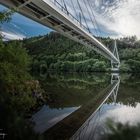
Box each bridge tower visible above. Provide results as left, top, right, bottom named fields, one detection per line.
left=111, top=40, right=120, bottom=72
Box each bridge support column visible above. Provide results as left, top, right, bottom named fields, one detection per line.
left=111, top=40, right=120, bottom=72
left=111, top=73, right=120, bottom=84
left=111, top=62, right=120, bottom=72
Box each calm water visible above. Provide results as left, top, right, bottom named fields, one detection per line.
left=1, top=73, right=140, bottom=140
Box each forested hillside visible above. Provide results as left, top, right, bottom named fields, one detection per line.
left=23, top=32, right=140, bottom=73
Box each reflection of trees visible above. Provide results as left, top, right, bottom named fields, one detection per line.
left=118, top=86, right=140, bottom=107
left=0, top=92, right=43, bottom=140
left=117, top=75, right=140, bottom=107
left=120, top=74, right=140, bottom=85
left=105, top=121, right=140, bottom=140
left=39, top=73, right=110, bottom=108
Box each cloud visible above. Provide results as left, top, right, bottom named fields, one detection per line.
left=51, top=0, right=140, bottom=38
left=91, top=0, right=140, bottom=38
left=1, top=0, right=140, bottom=39
left=0, top=4, right=51, bottom=39
left=0, top=31, right=25, bottom=41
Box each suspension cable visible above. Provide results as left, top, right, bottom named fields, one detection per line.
left=62, top=0, right=68, bottom=13
left=77, top=0, right=90, bottom=33
left=61, top=0, right=63, bottom=6
left=70, top=0, right=78, bottom=19
left=87, top=0, right=102, bottom=37
left=82, top=0, right=98, bottom=36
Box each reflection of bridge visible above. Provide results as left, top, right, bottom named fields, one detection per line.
left=70, top=74, right=120, bottom=140
left=39, top=74, right=120, bottom=139
left=0, top=0, right=120, bottom=70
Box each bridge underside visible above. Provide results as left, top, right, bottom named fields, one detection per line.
left=0, top=0, right=120, bottom=64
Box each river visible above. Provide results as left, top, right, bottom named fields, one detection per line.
left=1, top=73, right=140, bottom=140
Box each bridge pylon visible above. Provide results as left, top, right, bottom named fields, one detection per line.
left=111, top=40, right=120, bottom=72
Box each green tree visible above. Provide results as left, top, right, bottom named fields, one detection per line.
left=0, top=10, right=14, bottom=23
left=0, top=40, right=44, bottom=111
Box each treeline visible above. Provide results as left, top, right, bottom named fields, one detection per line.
left=23, top=32, right=109, bottom=73
left=23, top=32, right=140, bottom=73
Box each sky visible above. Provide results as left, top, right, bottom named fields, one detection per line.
left=0, top=5, right=51, bottom=40
left=0, top=0, right=140, bottom=40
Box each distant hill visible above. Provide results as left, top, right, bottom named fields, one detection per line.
left=22, top=32, right=140, bottom=73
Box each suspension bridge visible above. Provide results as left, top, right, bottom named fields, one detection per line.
left=0, top=0, right=120, bottom=70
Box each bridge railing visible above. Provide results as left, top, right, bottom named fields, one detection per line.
left=50, top=0, right=90, bottom=33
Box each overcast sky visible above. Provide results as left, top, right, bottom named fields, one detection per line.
left=0, top=0, right=140, bottom=40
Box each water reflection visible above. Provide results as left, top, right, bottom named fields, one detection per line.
left=37, top=73, right=140, bottom=140
left=32, top=105, right=80, bottom=133
left=70, top=74, right=120, bottom=140
left=1, top=73, right=140, bottom=140
left=70, top=74, right=140, bottom=140
left=74, top=101, right=140, bottom=140
left=32, top=73, right=120, bottom=139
